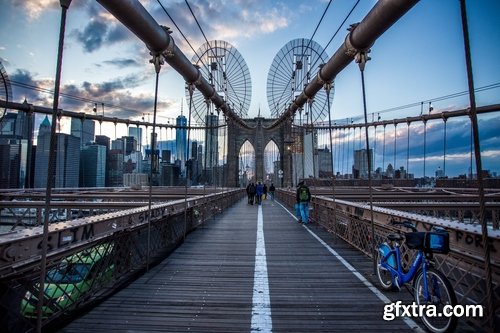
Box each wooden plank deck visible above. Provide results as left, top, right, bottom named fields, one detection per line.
left=57, top=197, right=473, bottom=332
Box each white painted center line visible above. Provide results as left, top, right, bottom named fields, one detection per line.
left=275, top=200, right=423, bottom=332
left=251, top=205, right=273, bottom=333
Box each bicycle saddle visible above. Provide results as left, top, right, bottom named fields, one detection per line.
left=387, top=233, right=405, bottom=241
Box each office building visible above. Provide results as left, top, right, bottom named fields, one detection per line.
left=34, top=119, right=80, bottom=188
left=176, top=114, right=187, bottom=172
left=80, top=144, right=106, bottom=187
left=353, top=149, right=373, bottom=179
left=128, top=126, right=143, bottom=153
left=71, top=118, right=95, bottom=148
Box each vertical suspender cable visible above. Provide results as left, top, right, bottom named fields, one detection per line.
left=423, top=119, right=427, bottom=180
left=184, top=84, right=194, bottom=240
left=222, top=121, right=227, bottom=188
left=346, top=126, right=350, bottom=177
left=38, top=1, right=71, bottom=332
left=459, top=1, right=494, bottom=330
left=382, top=124, right=386, bottom=174
left=146, top=54, right=162, bottom=271
left=325, top=82, right=337, bottom=239
left=406, top=121, right=410, bottom=178
left=309, top=100, right=316, bottom=185
left=393, top=123, right=397, bottom=176
left=342, top=127, right=346, bottom=176
left=443, top=117, right=447, bottom=177
left=356, top=52, right=376, bottom=274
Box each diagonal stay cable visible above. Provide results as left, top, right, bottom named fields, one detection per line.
left=184, top=0, right=246, bottom=115
left=292, top=0, right=361, bottom=106
left=274, top=0, right=334, bottom=113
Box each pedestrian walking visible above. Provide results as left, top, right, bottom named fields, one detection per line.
left=255, top=181, right=264, bottom=205
left=269, top=183, right=275, bottom=200
left=296, top=181, right=311, bottom=224
left=247, top=182, right=256, bottom=205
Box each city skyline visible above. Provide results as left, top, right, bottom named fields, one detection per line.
left=0, top=0, right=499, bottom=179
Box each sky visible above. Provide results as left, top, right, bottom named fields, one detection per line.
left=0, top=0, right=499, bottom=177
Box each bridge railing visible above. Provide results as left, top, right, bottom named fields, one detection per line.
left=0, top=189, right=244, bottom=333
left=277, top=188, right=499, bottom=330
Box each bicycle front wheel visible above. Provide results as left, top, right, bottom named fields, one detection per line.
left=413, top=267, right=457, bottom=333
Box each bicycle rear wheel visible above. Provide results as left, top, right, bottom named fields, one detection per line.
left=413, top=267, right=458, bottom=333
left=376, top=244, right=394, bottom=290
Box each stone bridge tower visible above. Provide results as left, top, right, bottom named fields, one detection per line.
left=226, top=117, right=293, bottom=188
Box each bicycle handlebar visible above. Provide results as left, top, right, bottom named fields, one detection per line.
left=390, top=220, right=418, bottom=232
left=390, top=220, right=449, bottom=234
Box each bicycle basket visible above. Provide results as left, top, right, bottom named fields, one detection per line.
left=405, top=232, right=449, bottom=254
left=405, top=232, right=426, bottom=250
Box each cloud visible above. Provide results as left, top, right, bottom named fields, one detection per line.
left=9, top=69, right=54, bottom=104
left=9, top=0, right=58, bottom=20
left=69, top=2, right=134, bottom=53
left=151, top=0, right=291, bottom=51
left=8, top=0, right=86, bottom=21
left=7, top=68, right=173, bottom=121
left=73, top=19, right=109, bottom=53
left=102, top=58, right=141, bottom=69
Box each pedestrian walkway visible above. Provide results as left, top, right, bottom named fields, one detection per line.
left=57, top=197, right=461, bottom=332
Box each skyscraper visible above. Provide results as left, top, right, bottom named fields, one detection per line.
left=95, top=135, right=111, bottom=187
left=204, top=114, right=218, bottom=170
left=80, top=144, right=106, bottom=187
left=108, top=149, right=124, bottom=187
left=353, top=149, right=373, bottom=179
left=176, top=114, right=187, bottom=173
left=129, top=126, right=143, bottom=154
left=0, top=111, right=31, bottom=188
left=71, top=118, right=95, bottom=148
left=0, top=143, right=26, bottom=188
left=34, top=118, right=80, bottom=188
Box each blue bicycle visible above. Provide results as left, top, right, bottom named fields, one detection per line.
left=376, top=221, right=458, bottom=333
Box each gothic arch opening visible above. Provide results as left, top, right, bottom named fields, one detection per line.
left=238, top=140, right=255, bottom=187
left=264, top=140, right=281, bottom=186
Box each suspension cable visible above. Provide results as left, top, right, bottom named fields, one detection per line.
left=459, top=1, right=494, bottom=330
left=146, top=53, right=163, bottom=271
left=406, top=121, right=410, bottom=178
left=184, top=0, right=246, bottom=113
left=393, top=123, right=397, bottom=175
left=37, top=2, right=70, bottom=332
left=423, top=119, right=427, bottom=179
left=443, top=117, right=447, bottom=176
left=355, top=50, right=376, bottom=274
left=286, top=0, right=360, bottom=108
left=156, top=0, right=229, bottom=122
left=325, top=81, right=338, bottom=240
left=184, top=83, right=195, bottom=240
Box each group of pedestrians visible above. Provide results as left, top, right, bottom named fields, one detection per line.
left=246, top=182, right=276, bottom=205
left=245, top=180, right=311, bottom=225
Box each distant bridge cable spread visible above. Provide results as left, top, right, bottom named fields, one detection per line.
left=298, top=0, right=361, bottom=88
left=157, top=0, right=231, bottom=118
left=156, top=0, right=203, bottom=67
left=273, top=0, right=334, bottom=115
left=184, top=0, right=247, bottom=119
left=372, top=81, right=500, bottom=116
left=268, top=0, right=420, bottom=129
left=97, top=0, right=250, bottom=128
left=288, top=0, right=361, bottom=121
